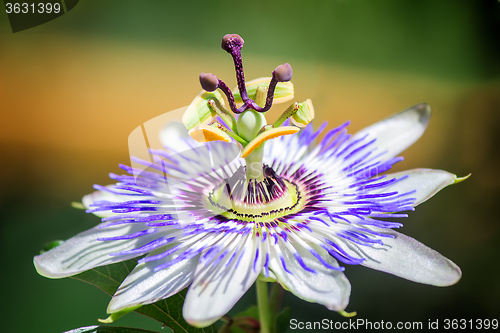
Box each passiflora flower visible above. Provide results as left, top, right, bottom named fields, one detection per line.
left=34, top=34, right=465, bottom=328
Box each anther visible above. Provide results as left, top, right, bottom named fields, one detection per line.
left=199, top=73, right=219, bottom=92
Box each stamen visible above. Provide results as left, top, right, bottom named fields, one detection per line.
left=188, top=125, right=232, bottom=143
left=241, top=126, right=300, bottom=158
left=209, top=120, right=248, bottom=146
left=273, top=102, right=300, bottom=128
left=206, top=99, right=238, bottom=132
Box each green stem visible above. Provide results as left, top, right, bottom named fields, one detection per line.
left=225, top=130, right=249, bottom=146
left=269, top=283, right=280, bottom=333
left=256, top=279, right=271, bottom=333
left=240, top=86, right=268, bottom=181
left=209, top=121, right=248, bottom=146
left=273, top=102, right=299, bottom=128
left=245, top=145, right=264, bottom=181
left=208, top=99, right=238, bottom=133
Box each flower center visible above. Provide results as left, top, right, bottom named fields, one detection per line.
left=206, top=165, right=303, bottom=223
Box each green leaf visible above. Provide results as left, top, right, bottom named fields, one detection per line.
left=72, top=259, right=218, bottom=333
left=40, top=240, right=65, bottom=254
left=134, top=290, right=218, bottom=333
left=275, top=308, right=290, bottom=333
left=63, top=326, right=158, bottom=333
left=72, top=258, right=136, bottom=295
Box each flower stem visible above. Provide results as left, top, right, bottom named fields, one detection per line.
left=210, top=121, right=248, bottom=146
left=243, top=86, right=268, bottom=182
left=245, top=145, right=264, bottom=181
left=269, top=283, right=282, bottom=333
left=256, top=279, right=271, bottom=333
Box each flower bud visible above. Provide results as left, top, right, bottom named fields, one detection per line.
left=273, top=63, right=293, bottom=82
left=199, top=73, right=219, bottom=92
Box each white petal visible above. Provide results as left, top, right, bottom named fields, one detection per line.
left=269, top=241, right=350, bottom=311
left=34, top=223, right=168, bottom=278
left=183, top=235, right=264, bottom=327
left=350, top=103, right=431, bottom=160
left=159, top=121, right=203, bottom=152
left=108, top=246, right=199, bottom=313
left=338, top=228, right=461, bottom=286
left=82, top=185, right=142, bottom=218
left=375, top=169, right=464, bottom=206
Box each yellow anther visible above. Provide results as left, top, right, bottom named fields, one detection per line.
left=188, top=125, right=232, bottom=143
left=241, top=126, right=299, bottom=158
left=291, top=99, right=315, bottom=127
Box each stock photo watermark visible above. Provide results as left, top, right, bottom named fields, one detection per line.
left=289, top=318, right=499, bottom=330
left=3, top=0, right=79, bottom=32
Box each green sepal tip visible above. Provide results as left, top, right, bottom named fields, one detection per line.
left=454, top=173, right=471, bottom=184
left=98, top=305, right=143, bottom=324
left=338, top=310, right=357, bottom=318
left=71, top=202, right=85, bottom=209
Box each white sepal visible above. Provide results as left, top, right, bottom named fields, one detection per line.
left=269, top=241, right=351, bottom=311
left=107, top=246, right=200, bottom=313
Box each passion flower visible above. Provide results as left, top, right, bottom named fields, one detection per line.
left=34, top=34, right=464, bottom=329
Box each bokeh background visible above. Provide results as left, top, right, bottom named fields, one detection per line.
left=1, top=0, right=499, bottom=332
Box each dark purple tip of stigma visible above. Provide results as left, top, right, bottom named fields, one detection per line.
left=199, top=73, right=219, bottom=92
left=221, top=34, right=250, bottom=108
left=273, top=63, right=293, bottom=82
left=221, top=34, right=244, bottom=52
left=200, top=34, right=292, bottom=114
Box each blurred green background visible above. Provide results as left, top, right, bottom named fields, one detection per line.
left=1, top=0, right=499, bottom=332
